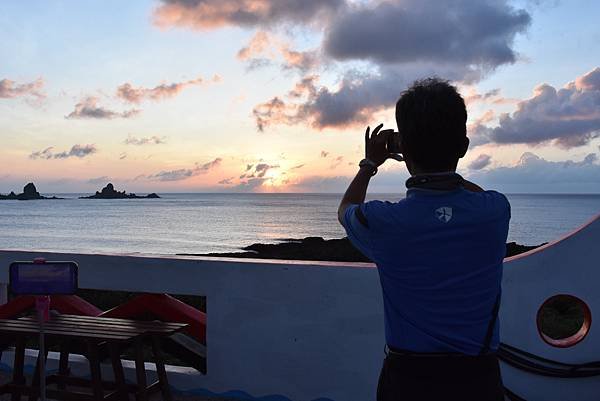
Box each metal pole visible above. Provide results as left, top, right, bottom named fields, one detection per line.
left=38, top=310, right=46, bottom=401
left=0, top=283, right=8, bottom=305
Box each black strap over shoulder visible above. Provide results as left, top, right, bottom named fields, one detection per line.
left=406, top=173, right=464, bottom=191
left=480, top=292, right=501, bottom=355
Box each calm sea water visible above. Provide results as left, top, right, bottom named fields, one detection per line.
left=0, top=193, right=598, bottom=255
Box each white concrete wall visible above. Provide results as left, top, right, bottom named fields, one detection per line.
left=0, top=251, right=384, bottom=401
left=500, top=214, right=600, bottom=401
left=0, top=213, right=598, bottom=401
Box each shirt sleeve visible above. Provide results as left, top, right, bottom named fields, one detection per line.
left=488, top=190, right=511, bottom=220
left=342, top=203, right=374, bottom=260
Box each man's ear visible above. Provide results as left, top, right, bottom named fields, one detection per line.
left=458, top=136, right=469, bottom=158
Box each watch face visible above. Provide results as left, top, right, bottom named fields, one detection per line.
left=359, top=159, right=377, bottom=175
left=360, top=159, right=375, bottom=168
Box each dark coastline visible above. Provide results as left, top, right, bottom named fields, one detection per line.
left=80, top=183, right=160, bottom=199
left=180, top=237, right=544, bottom=261
left=0, top=182, right=62, bottom=201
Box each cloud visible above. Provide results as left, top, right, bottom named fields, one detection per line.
left=231, top=177, right=270, bottom=192
left=237, top=31, right=273, bottom=60
left=239, top=162, right=279, bottom=179
left=253, top=96, right=293, bottom=131
left=253, top=71, right=405, bottom=130
left=290, top=163, right=305, bottom=170
left=30, top=144, right=98, bottom=160
left=227, top=162, right=281, bottom=190
left=153, top=0, right=344, bottom=30
left=0, top=78, right=46, bottom=103
left=468, top=154, right=492, bottom=170
left=66, top=97, right=140, bottom=119
left=146, top=157, right=222, bottom=181
left=323, top=1, right=530, bottom=68
left=228, top=163, right=283, bottom=190
left=124, top=135, right=166, bottom=145
left=0, top=78, right=45, bottom=101
left=330, top=155, right=344, bottom=169
left=291, top=151, right=600, bottom=193
left=197, top=157, right=223, bottom=172
left=254, top=162, right=275, bottom=177
left=116, top=75, right=220, bottom=104
left=29, top=147, right=54, bottom=160
left=289, top=175, right=350, bottom=193
left=467, top=152, right=600, bottom=192
left=119, top=153, right=127, bottom=160
left=464, top=88, right=502, bottom=105
left=237, top=31, right=318, bottom=72
left=471, top=67, right=600, bottom=148
left=146, top=169, right=195, bottom=182
left=463, top=88, right=518, bottom=107
left=576, top=67, right=600, bottom=91
left=87, top=176, right=111, bottom=185
left=250, top=0, right=530, bottom=131
left=154, top=1, right=531, bottom=131
left=280, top=48, right=319, bottom=72
left=472, top=110, right=497, bottom=126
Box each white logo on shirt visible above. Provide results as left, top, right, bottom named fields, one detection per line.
left=435, top=207, right=453, bottom=223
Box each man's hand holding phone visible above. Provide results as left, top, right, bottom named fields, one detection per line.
left=365, top=123, right=404, bottom=167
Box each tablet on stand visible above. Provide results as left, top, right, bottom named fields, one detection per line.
left=9, top=258, right=78, bottom=401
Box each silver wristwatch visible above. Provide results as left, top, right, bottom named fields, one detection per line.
left=359, top=158, right=378, bottom=175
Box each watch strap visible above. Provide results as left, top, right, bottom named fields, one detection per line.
left=359, top=158, right=378, bottom=175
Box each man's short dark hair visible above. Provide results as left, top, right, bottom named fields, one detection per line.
left=395, top=78, right=467, bottom=172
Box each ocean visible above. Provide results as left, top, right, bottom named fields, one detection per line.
left=0, top=193, right=599, bottom=256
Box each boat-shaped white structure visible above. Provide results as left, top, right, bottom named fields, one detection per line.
left=0, top=213, right=599, bottom=401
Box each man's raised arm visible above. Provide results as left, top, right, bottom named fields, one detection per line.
left=338, top=124, right=394, bottom=225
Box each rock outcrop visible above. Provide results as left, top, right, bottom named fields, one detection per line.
left=185, top=237, right=545, bottom=261
left=80, top=183, right=160, bottom=199
left=0, top=183, right=61, bottom=200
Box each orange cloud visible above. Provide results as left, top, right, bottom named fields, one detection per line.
left=145, top=158, right=223, bottom=181
left=116, top=75, right=220, bottom=104
left=0, top=77, right=45, bottom=101
left=237, top=31, right=273, bottom=60
left=237, top=31, right=318, bottom=72
left=30, top=144, right=97, bottom=160
left=66, top=97, right=140, bottom=119
left=252, top=74, right=384, bottom=131
left=153, top=0, right=342, bottom=31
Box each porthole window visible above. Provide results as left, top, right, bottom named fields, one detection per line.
left=537, top=294, right=591, bottom=348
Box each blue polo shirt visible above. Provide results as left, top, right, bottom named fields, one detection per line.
left=343, top=187, right=510, bottom=355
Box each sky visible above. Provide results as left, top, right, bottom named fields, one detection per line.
left=1, top=0, right=600, bottom=194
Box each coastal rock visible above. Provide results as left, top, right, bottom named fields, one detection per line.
left=0, top=183, right=61, bottom=200
left=80, top=183, right=161, bottom=199
left=188, top=237, right=545, bottom=261
left=23, top=182, right=40, bottom=198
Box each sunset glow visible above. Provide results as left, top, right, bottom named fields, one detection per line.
left=1, top=1, right=600, bottom=193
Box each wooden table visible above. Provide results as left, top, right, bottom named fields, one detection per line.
left=0, top=314, right=188, bottom=401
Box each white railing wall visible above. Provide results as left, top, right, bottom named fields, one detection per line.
left=0, top=250, right=383, bottom=401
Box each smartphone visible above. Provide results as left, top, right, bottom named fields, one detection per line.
left=9, top=261, right=78, bottom=295
left=387, top=131, right=402, bottom=154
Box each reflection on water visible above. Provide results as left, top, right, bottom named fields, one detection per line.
left=0, top=193, right=598, bottom=255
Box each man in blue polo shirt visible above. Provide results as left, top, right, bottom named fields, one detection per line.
left=338, top=78, right=510, bottom=401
